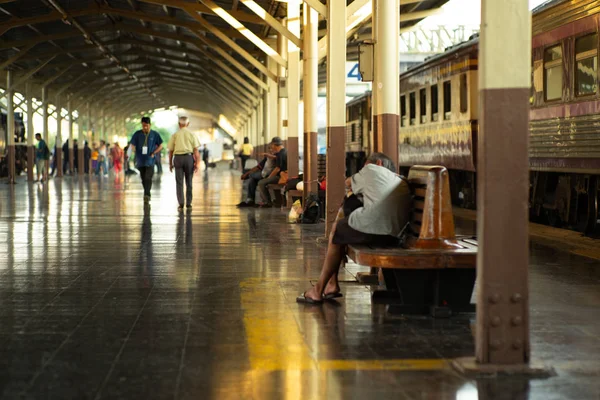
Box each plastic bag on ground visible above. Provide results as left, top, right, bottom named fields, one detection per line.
left=288, top=200, right=303, bottom=223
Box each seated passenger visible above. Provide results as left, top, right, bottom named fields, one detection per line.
left=296, top=152, right=411, bottom=304
left=236, top=144, right=275, bottom=208
left=257, top=137, right=287, bottom=208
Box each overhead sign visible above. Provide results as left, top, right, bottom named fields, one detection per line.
left=346, top=62, right=362, bottom=82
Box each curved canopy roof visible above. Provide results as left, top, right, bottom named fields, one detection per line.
left=0, top=0, right=448, bottom=126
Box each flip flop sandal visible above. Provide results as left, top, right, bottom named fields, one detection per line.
left=323, top=292, right=343, bottom=300
left=296, top=292, right=323, bottom=305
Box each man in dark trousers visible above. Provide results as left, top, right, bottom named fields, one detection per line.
left=73, top=139, right=79, bottom=173
left=167, top=116, right=200, bottom=212
left=128, top=116, right=164, bottom=203
left=62, top=139, right=70, bottom=174
left=202, top=145, right=209, bottom=170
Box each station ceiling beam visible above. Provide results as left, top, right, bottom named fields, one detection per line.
left=0, top=44, right=35, bottom=69
left=147, top=57, right=257, bottom=102
left=110, top=24, right=268, bottom=90
left=197, top=0, right=287, bottom=67
left=0, top=56, right=56, bottom=100
left=303, top=0, right=327, bottom=17
left=102, top=39, right=259, bottom=95
left=139, top=0, right=276, bottom=81
left=138, top=0, right=266, bottom=25
left=239, top=0, right=301, bottom=48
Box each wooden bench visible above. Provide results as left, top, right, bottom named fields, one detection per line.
left=274, top=154, right=328, bottom=208
left=347, top=165, right=477, bottom=317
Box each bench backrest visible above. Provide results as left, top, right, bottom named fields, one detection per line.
left=406, top=165, right=461, bottom=249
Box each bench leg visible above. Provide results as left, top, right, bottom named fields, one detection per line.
left=356, top=267, right=380, bottom=285
left=373, top=268, right=477, bottom=317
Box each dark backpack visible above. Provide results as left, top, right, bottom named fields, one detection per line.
left=298, top=194, right=321, bottom=224
left=42, top=144, right=50, bottom=159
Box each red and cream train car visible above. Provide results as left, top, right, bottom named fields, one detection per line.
left=346, top=0, right=600, bottom=233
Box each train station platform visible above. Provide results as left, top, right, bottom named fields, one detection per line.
left=0, top=165, right=599, bottom=399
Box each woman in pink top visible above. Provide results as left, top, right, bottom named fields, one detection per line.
left=111, top=143, right=124, bottom=176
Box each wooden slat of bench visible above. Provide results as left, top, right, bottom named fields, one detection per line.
left=347, top=244, right=477, bottom=270
left=414, top=187, right=427, bottom=198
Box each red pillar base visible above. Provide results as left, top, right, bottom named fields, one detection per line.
left=78, top=149, right=84, bottom=175
left=7, top=145, right=16, bottom=184
left=56, top=148, right=63, bottom=177
left=27, top=146, right=34, bottom=181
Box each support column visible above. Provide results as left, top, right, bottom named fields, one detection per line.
left=258, top=97, right=264, bottom=146
left=251, top=108, right=257, bottom=154
left=112, top=114, right=116, bottom=144
left=372, top=0, right=399, bottom=168
left=325, top=0, right=347, bottom=236
left=42, top=87, right=49, bottom=177
left=267, top=48, right=279, bottom=144
left=278, top=29, right=288, bottom=141
left=476, top=0, right=531, bottom=366
left=287, top=1, right=300, bottom=177
left=68, top=97, right=74, bottom=174
left=56, top=96, right=63, bottom=177
left=303, top=3, right=319, bottom=196
left=26, top=82, right=34, bottom=182
left=370, top=1, right=378, bottom=153
left=6, top=71, right=15, bottom=184
left=77, top=103, right=87, bottom=175
left=101, top=108, right=106, bottom=143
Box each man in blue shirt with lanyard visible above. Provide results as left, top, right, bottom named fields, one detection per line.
left=128, top=116, right=164, bottom=203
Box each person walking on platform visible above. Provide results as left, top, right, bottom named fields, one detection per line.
left=129, top=116, right=164, bottom=203
left=73, top=139, right=79, bottom=174
left=239, top=137, right=253, bottom=171
left=202, top=145, right=210, bottom=170
left=97, top=140, right=108, bottom=177
left=62, top=139, right=70, bottom=174
left=110, top=142, right=124, bottom=179
left=167, top=116, right=200, bottom=212
left=34, top=133, right=49, bottom=183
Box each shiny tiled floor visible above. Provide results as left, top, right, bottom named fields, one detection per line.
left=0, top=165, right=599, bottom=399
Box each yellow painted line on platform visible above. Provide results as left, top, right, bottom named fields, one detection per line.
left=240, top=279, right=316, bottom=371
left=318, top=359, right=447, bottom=371
left=240, top=278, right=448, bottom=372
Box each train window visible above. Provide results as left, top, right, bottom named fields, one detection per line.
left=419, top=89, right=427, bottom=123
left=460, top=74, right=468, bottom=113
left=409, top=92, right=416, bottom=125
left=400, top=95, right=407, bottom=127
left=575, top=33, right=598, bottom=97
left=443, top=81, right=452, bottom=120
left=431, top=84, right=439, bottom=121
left=544, top=45, right=563, bottom=101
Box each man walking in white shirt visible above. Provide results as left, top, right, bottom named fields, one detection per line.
left=167, top=116, right=201, bottom=212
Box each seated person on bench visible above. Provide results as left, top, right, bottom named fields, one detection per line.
left=257, top=136, right=287, bottom=208
left=297, top=152, right=411, bottom=304
left=236, top=144, right=275, bottom=208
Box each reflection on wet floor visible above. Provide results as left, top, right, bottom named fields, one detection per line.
left=0, top=166, right=598, bottom=399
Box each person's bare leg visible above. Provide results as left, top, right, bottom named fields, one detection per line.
left=303, top=218, right=344, bottom=301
